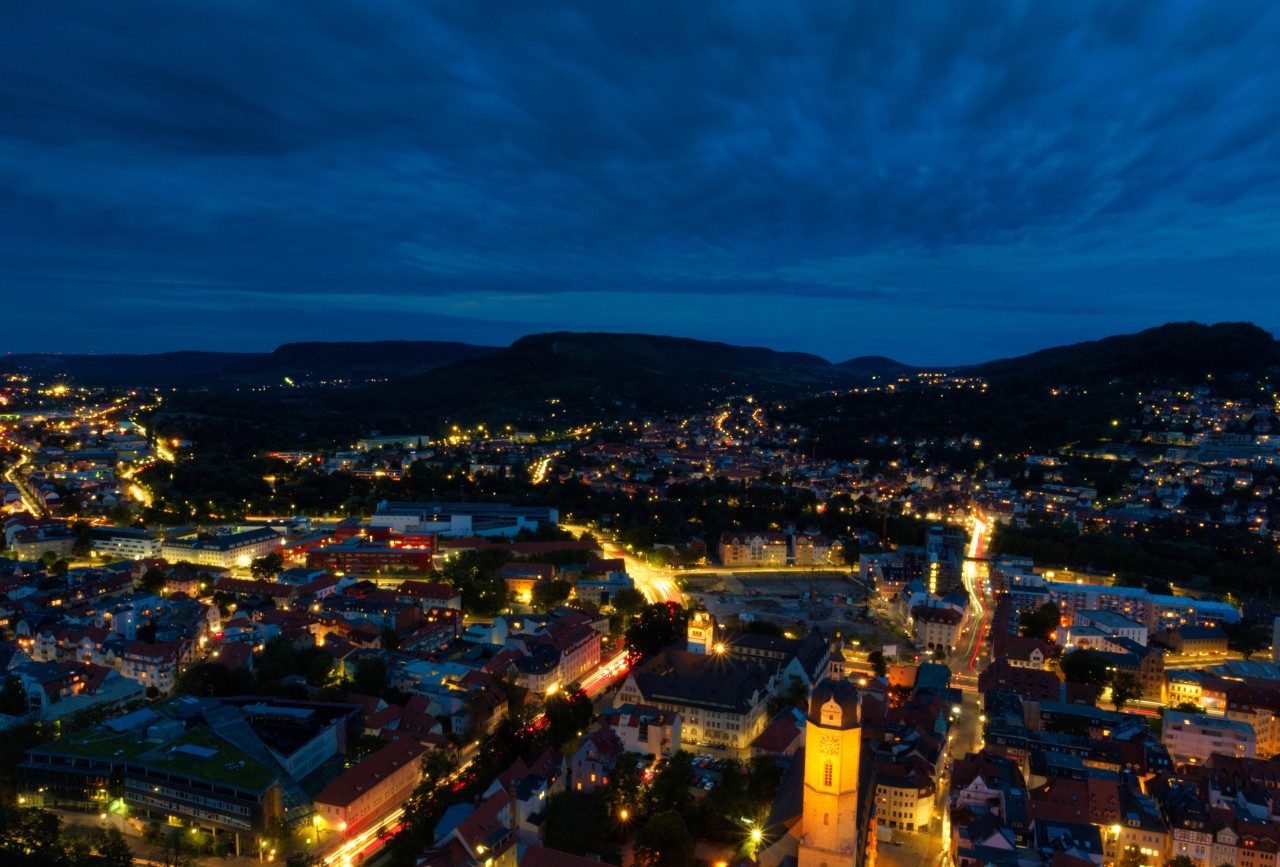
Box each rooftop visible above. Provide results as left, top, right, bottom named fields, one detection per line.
left=41, top=721, right=277, bottom=791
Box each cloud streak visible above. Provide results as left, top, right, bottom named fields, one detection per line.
left=1, top=1, right=1278, bottom=362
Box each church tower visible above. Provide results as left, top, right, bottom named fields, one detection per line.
left=798, top=679, right=862, bottom=867
left=687, top=609, right=717, bottom=654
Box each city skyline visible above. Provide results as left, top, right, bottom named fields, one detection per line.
left=4, top=2, right=1279, bottom=364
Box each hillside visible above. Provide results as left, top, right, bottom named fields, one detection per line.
left=835, top=355, right=919, bottom=377
left=0, top=351, right=260, bottom=386
left=342, top=332, right=859, bottom=429
left=784, top=321, right=1280, bottom=460
left=219, top=340, right=500, bottom=381
left=969, top=321, right=1280, bottom=382
left=0, top=340, right=499, bottom=387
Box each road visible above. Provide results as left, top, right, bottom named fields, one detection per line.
left=2, top=448, right=48, bottom=517
left=581, top=648, right=632, bottom=697
left=949, top=516, right=991, bottom=674
left=562, top=523, right=683, bottom=605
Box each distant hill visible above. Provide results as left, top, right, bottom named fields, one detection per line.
left=968, top=321, right=1280, bottom=382
left=835, top=355, right=919, bottom=377
left=0, top=351, right=260, bottom=386
left=0, top=340, right=500, bottom=387
left=219, top=340, right=500, bottom=381
left=342, top=331, right=860, bottom=428
left=786, top=321, right=1280, bottom=461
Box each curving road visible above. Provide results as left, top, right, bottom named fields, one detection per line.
left=949, top=516, right=991, bottom=674
left=562, top=523, right=683, bottom=605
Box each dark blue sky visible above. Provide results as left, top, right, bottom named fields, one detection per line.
left=3, top=2, right=1278, bottom=364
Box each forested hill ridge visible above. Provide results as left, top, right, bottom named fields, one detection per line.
left=19, top=322, right=1280, bottom=455
left=217, top=340, right=501, bottom=380
left=784, top=321, right=1280, bottom=461
left=0, top=351, right=258, bottom=386
left=966, top=321, right=1280, bottom=383
left=0, top=340, right=500, bottom=386
left=341, top=331, right=862, bottom=429
left=834, top=355, right=922, bottom=377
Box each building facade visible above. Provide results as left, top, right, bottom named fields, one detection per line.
left=799, top=679, right=863, bottom=867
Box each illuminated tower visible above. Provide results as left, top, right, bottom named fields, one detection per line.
left=798, top=679, right=862, bottom=867
left=687, top=609, right=717, bottom=654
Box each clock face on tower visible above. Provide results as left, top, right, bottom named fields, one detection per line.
left=819, top=734, right=840, bottom=756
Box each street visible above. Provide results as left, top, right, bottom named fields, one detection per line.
left=561, top=523, right=683, bottom=605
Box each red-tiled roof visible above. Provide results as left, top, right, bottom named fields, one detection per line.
left=519, top=844, right=610, bottom=867
left=314, top=739, right=425, bottom=809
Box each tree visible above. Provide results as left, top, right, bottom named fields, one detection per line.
left=768, top=676, right=809, bottom=717
left=531, top=579, right=572, bottom=612
left=0, top=676, right=27, bottom=716
left=380, top=627, right=402, bottom=652
left=420, top=747, right=458, bottom=786
left=250, top=552, right=285, bottom=582
left=543, top=686, right=594, bottom=748
left=611, top=587, right=647, bottom=619
left=71, top=521, right=93, bottom=558
left=139, top=567, right=168, bottom=595
left=1018, top=602, right=1061, bottom=641
left=353, top=656, right=389, bottom=697
left=542, top=791, right=621, bottom=864
left=1226, top=623, right=1268, bottom=661
left=175, top=661, right=255, bottom=697
left=1165, top=856, right=1196, bottom=867
left=1060, top=649, right=1113, bottom=689
left=0, top=806, right=63, bottom=863
left=607, top=753, right=644, bottom=819
left=633, top=809, right=695, bottom=867
left=645, top=751, right=694, bottom=817
left=625, top=602, right=690, bottom=659
left=71, top=826, right=133, bottom=867
left=262, top=816, right=292, bottom=854
left=1111, top=672, right=1142, bottom=711
left=155, top=825, right=203, bottom=867
left=867, top=649, right=888, bottom=679
left=745, top=755, right=785, bottom=809
left=439, top=549, right=509, bottom=617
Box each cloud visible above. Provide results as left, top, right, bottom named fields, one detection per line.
left=1, top=1, right=1278, bottom=358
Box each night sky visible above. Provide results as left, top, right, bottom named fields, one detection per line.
left=3, top=2, right=1278, bottom=364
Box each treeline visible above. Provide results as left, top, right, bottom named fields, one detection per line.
left=0, top=806, right=132, bottom=867
left=135, top=455, right=538, bottom=525
left=541, top=751, right=784, bottom=867
left=553, top=477, right=933, bottom=555
left=784, top=377, right=1133, bottom=462
left=989, top=519, right=1280, bottom=595
left=176, top=634, right=391, bottom=702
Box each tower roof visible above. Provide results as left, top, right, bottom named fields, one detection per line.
left=808, top=678, right=861, bottom=729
